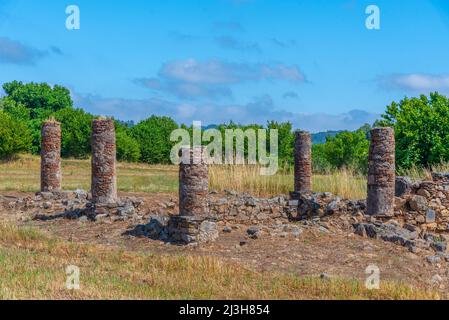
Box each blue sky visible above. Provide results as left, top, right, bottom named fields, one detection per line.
left=1, top=0, right=449, bottom=132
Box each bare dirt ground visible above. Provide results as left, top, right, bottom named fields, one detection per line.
left=1, top=191, right=448, bottom=293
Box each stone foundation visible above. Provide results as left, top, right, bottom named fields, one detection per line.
left=132, top=215, right=218, bottom=244
left=168, top=216, right=218, bottom=244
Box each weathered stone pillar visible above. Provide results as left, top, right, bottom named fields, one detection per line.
left=91, top=118, right=117, bottom=204
left=294, top=131, right=312, bottom=193
left=367, top=127, right=395, bottom=216
left=41, top=120, right=62, bottom=192
left=179, top=147, right=209, bottom=216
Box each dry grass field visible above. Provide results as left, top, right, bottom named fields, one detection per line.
left=1, top=154, right=439, bottom=199
left=0, top=155, right=367, bottom=199
left=0, top=155, right=178, bottom=193
left=0, top=222, right=441, bottom=300
left=0, top=155, right=446, bottom=300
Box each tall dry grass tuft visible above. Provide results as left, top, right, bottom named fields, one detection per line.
left=209, top=165, right=367, bottom=199
left=209, top=165, right=292, bottom=197
left=313, top=168, right=366, bottom=200
left=398, top=162, right=449, bottom=182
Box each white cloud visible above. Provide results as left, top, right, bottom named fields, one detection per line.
left=135, top=59, right=306, bottom=100
left=73, top=91, right=378, bottom=132
left=380, top=73, right=449, bottom=92
left=160, top=59, right=305, bottom=84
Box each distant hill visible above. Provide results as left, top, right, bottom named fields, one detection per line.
left=311, top=131, right=342, bottom=144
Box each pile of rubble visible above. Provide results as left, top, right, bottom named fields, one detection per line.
left=394, top=174, right=449, bottom=233
left=0, top=190, right=145, bottom=223
left=1, top=190, right=89, bottom=212
left=291, top=191, right=366, bottom=220
left=354, top=220, right=449, bottom=261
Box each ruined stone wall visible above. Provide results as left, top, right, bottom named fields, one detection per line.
left=91, top=118, right=117, bottom=204
left=205, top=172, right=449, bottom=231
left=208, top=192, right=293, bottom=224
left=207, top=191, right=365, bottom=224
left=395, top=173, right=449, bottom=233
left=41, top=120, right=61, bottom=192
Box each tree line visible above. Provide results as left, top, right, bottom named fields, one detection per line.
left=1, top=81, right=448, bottom=173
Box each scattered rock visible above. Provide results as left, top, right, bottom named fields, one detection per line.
left=408, top=195, right=428, bottom=212
left=320, top=273, right=331, bottom=281
left=278, top=232, right=288, bottom=238
left=431, top=274, right=443, bottom=285
left=247, top=226, right=261, bottom=239
left=417, top=188, right=431, bottom=198
left=43, top=201, right=52, bottom=209
left=426, top=255, right=441, bottom=264
left=426, top=209, right=436, bottom=223
left=318, top=226, right=330, bottom=234
left=78, top=216, right=89, bottom=223
left=117, top=206, right=135, bottom=217
left=74, top=189, right=88, bottom=199
left=395, top=176, right=412, bottom=197
left=223, top=226, right=232, bottom=233
left=354, top=222, right=418, bottom=250
left=291, top=228, right=302, bottom=238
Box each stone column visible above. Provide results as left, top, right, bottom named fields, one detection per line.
left=41, top=120, right=62, bottom=192
left=179, top=147, right=209, bottom=216
left=91, top=118, right=117, bottom=204
left=294, top=131, right=312, bottom=193
left=367, top=127, right=395, bottom=216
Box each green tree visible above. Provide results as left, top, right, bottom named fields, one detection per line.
left=321, top=128, right=370, bottom=172
left=0, top=111, right=32, bottom=159
left=377, top=92, right=449, bottom=169
left=267, top=121, right=294, bottom=167
left=131, top=116, right=179, bottom=164
left=0, top=98, right=31, bottom=122
left=115, top=121, right=141, bottom=162
left=2, top=81, right=72, bottom=116
left=54, top=108, right=94, bottom=159
left=312, top=143, right=332, bottom=173
left=2, top=81, right=74, bottom=154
